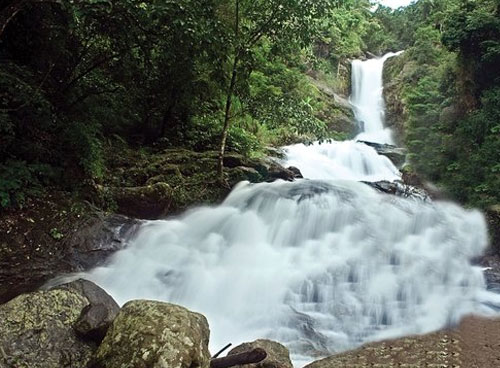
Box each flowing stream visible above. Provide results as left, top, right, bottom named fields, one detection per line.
left=79, top=53, right=500, bottom=364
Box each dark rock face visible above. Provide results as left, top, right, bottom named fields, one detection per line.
left=485, top=206, right=500, bottom=257
left=228, top=339, right=293, bottom=368
left=362, top=180, right=430, bottom=201
left=480, top=256, right=500, bottom=292
left=92, top=300, right=211, bottom=368
left=0, top=213, right=138, bottom=304
left=55, top=279, right=120, bottom=343
left=267, top=163, right=304, bottom=182
left=63, top=215, right=139, bottom=271
left=357, top=140, right=407, bottom=167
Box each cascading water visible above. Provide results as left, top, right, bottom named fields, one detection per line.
left=351, top=52, right=402, bottom=144
left=71, top=53, right=499, bottom=364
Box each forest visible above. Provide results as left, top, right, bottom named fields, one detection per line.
left=0, top=0, right=499, bottom=212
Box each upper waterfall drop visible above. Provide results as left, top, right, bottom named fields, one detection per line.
left=284, top=52, right=403, bottom=182
left=351, top=51, right=403, bottom=144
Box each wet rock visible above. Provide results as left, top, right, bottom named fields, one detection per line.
left=357, top=140, right=407, bottom=167
left=0, top=287, right=95, bottom=367
left=362, top=180, right=430, bottom=201
left=228, top=339, right=293, bottom=368
left=480, top=256, right=500, bottom=291
left=0, top=209, right=137, bottom=304
left=287, top=166, right=303, bottom=179
left=55, top=279, right=120, bottom=343
left=92, top=300, right=210, bottom=368
left=63, top=215, right=139, bottom=271
left=267, top=163, right=303, bottom=182
left=485, top=205, right=500, bottom=257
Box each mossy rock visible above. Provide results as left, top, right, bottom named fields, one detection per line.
left=109, top=182, right=174, bottom=219
left=92, top=300, right=211, bottom=368
left=0, top=288, right=95, bottom=368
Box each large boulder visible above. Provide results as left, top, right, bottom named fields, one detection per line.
left=92, top=300, right=211, bottom=368
left=55, top=279, right=120, bottom=343
left=357, top=140, right=407, bottom=167
left=0, top=283, right=101, bottom=367
left=105, top=182, right=174, bottom=219
left=228, top=339, right=293, bottom=368
left=362, top=180, right=430, bottom=202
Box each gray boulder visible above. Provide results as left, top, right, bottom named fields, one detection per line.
left=0, top=287, right=95, bottom=367
left=92, top=300, right=210, bottom=368
left=357, top=140, right=407, bottom=167
left=228, top=339, right=293, bottom=368
left=55, top=279, right=120, bottom=343
left=362, top=180, right=430, bottom=202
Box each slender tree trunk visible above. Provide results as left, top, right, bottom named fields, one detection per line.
left=160, top=89, right=177, bottom=138
left=217, top=0, right=240, bottom=184
left=0, top=0, right=60, bottom=39
left=0, top=0, right=27, bottom=38
left=217, top=55, right=238, bottom=183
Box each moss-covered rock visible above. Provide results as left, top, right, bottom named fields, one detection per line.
left=228, top=339, right=293, bottom=368
left=383, top=52, right=415, bottom=144
left=100, top=147, right=304, bottom=219
left=105, top=182, right=174, bottom=219
left=485, top=205, right=500, bottom=257
left=0, top=287, right=95, bottom=367
left=92, top=300, right=210, bottom=368
left=306, top=75, right=357, bottom=138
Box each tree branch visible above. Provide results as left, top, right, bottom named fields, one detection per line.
left=210, top=348, right=267, bottom=368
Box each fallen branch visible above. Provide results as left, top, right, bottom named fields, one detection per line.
left=210, top=348, right=267, bottom=368
left=212, top=343, right=233, bottom=359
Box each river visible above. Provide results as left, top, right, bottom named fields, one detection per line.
left=78, top=52, right=500, bottom=364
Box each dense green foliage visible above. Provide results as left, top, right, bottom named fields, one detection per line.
left=0, top=0, right=390, bottom=208
left=380, top=0, right=500, bottom=208
left=3, top=0, right=497, bottom=211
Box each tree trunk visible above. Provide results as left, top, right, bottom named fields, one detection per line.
left=0, top=0, right=61, bottom=39
left=217, top=55, right=239, bottom=183
left=160, top=89, right=177, bottom=138
left=0, top=0, right=27, bottom=38
left=217, top=0, right=240, bottom=184
left=210, top=348, right=267, bottom=368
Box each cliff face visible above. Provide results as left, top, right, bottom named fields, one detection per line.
left=382, top=52, right=414, bottom=145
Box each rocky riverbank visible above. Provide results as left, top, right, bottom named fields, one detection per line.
left=0, top=147, right=302, bottom=305
left=1, top=278, right=499, bottom=368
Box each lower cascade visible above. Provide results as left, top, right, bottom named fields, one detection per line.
left=76, top=53, right=499, bottom=364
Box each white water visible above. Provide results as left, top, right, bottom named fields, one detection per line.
left=351, top=52, right=402, bottom=144
left=284, top=140, right=400, bottom=182
left=75, top=53, right=500, bottom=364
left=284, top=52, right=403, bottom=183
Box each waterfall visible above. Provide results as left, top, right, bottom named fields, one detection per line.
left=351, top=52, right=402, bottom=144
left=74, top=53, right=499, bottom=365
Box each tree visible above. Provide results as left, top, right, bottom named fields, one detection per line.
left=216, top=0, right=338, bottom=182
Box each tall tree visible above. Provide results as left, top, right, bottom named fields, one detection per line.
left=217, top=0, right=338, bottom=182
